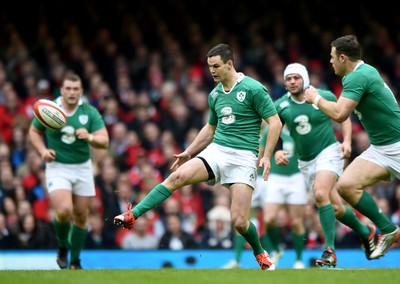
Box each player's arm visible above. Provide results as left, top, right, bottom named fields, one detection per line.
left=272, top=110, right=285, bottom=160
left=270, top=115, right=287, bottom=166
left=28, top=124, right=55, bottom=162
left=170, top=123, right=216, bottom=170
left=185, top=123, right=216, bottom=157
left=259, top=113, right=282, bottom=180
left=339, top=117, right=352, bottom=159
left=304, top=86, right=358, bottom=122
left=76, top=127, right=109, bottom=149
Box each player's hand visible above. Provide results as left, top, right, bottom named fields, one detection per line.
left=304, top=86, right=318, bottom=104
left=170, top=151, right=191, bottom=171
left=339, top=141, right=352, bottom=159
left=259, top=157, right=271, bottom=181
left=75, top=128, right=90, bottom=141
left=41, top=148, right=56, bottom=162
left=275, top=150, right=289, bottom=165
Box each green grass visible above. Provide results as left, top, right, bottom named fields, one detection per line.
left=1, top=268, right=400, bottom=284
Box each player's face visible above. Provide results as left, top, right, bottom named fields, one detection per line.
left=207, top=55, right=230, bottom=83
left=61, top=80, right=83, bottom=105
left=330, top=47, right=345, bottom=77
left=284, top=74, right=303, bottom=96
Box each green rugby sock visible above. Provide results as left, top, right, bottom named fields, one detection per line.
left=233, top=234, right=246, bottom=262
left=266, top=226, right=281, bottom=252
left=54, top=219, right=71, bottom=248
left=133, top=184, right=172, bottom=218
left=354, top=191, right=396, bottom=234
left=262, top=233, right=273, bottom=252
left=241, top=222, right=264, bottom=256
left=70, top=225, right=88, bottom=262
left=318, top=204, right=336, bottom=250
left=338, top=206, right=369, bottom=239
left=292, top=232, right=306, bottom=261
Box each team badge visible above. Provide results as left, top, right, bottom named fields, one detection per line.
left=237, top=91, right=246, bottom=102
left=79, top=115, right=88, bottom=125
left=249, top=173, right=255, bottom=182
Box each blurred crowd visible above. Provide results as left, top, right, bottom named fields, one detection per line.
left=1, top=0, right=400, bottom=252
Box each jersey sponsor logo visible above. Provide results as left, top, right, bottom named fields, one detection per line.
left=294, top=115, right=311, bottom=135
left=79, top=115, right=89, bottom=125
left=279, top=101, right=289, bottom=109
left=211, top=91, right=218, bottom=100
left=61, top=126, right=76, bottom=144
left=236, top=91, right=246, bottom=102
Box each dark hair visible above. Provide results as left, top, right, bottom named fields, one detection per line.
left=62, top=73, right=82, bottom=86
left=331, top=35, right=362, bottom=61
left=207, top=43, right=234, bottom=64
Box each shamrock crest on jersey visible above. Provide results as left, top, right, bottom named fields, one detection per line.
left=236, top=91, right=246, bottom=102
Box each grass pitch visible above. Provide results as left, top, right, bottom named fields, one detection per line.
left=1, top=268, right=400, bottom=284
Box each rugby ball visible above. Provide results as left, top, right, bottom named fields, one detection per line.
left=33, top=99, right=68, bottom=130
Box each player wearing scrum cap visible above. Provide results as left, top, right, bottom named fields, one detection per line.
left=273, top=63, right=376, bottom=267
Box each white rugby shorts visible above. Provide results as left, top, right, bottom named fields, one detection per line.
left=45, top=159, right=95, bottom=196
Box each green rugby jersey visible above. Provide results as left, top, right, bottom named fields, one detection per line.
left=208, top=74, right=277, bottom=155
left=341, top=63, right=400, bottom=145
left=275, top=90, right=338, bottom=161
left=32, top=97, right=105, bottom=164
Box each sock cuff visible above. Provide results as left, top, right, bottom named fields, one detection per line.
left=317, top=203, right=333, bottom=213
left=157, top=184, right=173, bottom=197
left=72, top=224, right=88, bottom=234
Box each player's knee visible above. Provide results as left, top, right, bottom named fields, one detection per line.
left=231, top=216, right=247, bottom=233
left=313, top=188, right=328, bottom=205
left=164, top=171, right=187, bottom=190
left=331, top=202, right=345, bottom=218
left=55, top=206, right=72, bottom=221
left=264, top=216, right=276, bottom=228
left=336, top=181, right=354, bottom=199
left=73, top=210, right=89, bottom=226
left=291, top=221, right=304, bottom=234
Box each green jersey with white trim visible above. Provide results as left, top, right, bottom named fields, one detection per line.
left=341, top=63, right=400, bottom=146
left=32, top=97, right=106, bottom=164
left=275, top=90, right=338, bottom=161
left=258, top=127, right=299, bottom=176
left=208, top=74, right=277, bottom=155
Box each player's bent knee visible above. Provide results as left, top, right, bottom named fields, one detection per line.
left=164, top=172, right=189, bottom=189
left=231, top=216, right=248, bottom=233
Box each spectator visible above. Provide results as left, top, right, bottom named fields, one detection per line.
left=16, top=213, right=56, bottom=249
left=0, top=82, right=29, bottom=144
left=158, top=213, right=199, bottom=250
left=85, top=213, right=117, bottom=249
left=120, top=215, right=159, bottom=250
left=201, top=204, right=233, bottom=249
left=0, top=212, right=19, bottom=249
left=174, top=184, right=205, bottom=237
left=1, top=196, right=19, bottom=235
